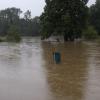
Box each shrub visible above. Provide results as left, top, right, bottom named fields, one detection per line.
left=6, top=25, right=21, bottom=42
left=0, top=38, right=3, bottom=42
left=82, top=26, right=98, bottom=40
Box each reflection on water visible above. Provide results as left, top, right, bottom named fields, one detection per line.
left=42, top=42, right=88, bottom=100
left=0, top=37, right=51, bottom=100
left=42, top=41, right=100, bottom=100
left=83, top=42, right=100, bottom=100
left=0, top=38, right=100, bottom=100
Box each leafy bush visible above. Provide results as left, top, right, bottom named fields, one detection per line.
left=82, top=26, right=98, bottom=40
left=6, top=25, right=21, bottom=42
left=0, top=37, right=6, bottom=42
left=0, top=38, right=3, bottom=42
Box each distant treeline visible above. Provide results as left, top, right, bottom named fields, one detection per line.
left=0, top=7, right=40, bottom=36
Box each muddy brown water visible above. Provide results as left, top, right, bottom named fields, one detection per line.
left=0, top=37, right=100, bottom=100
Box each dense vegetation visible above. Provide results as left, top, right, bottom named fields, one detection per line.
left=0, top=7, right=40, bottom=42
left=40, top=0, right=100, bottom=41
left=0, top=0, right=100, bottom=42
left=89, top=0, right=100, bottom=35
left=40, top=0, right=89, bottom=41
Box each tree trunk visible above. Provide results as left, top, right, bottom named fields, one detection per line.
left=64, top=33, right=75, bottom=42
left=64, top=34, right=68, bottom=41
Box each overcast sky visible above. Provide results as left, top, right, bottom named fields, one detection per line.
left=0, top=0, right=96, bottom=17
left=88, top=0, right=96, bottom=6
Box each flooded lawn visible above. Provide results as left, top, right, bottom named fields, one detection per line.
left=0, top=37, right=100, bottom=100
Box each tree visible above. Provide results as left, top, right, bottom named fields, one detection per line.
left=1, top=7, right=22, bottom=24
left=40, top=0, right=89, bottom=41
left=0, top=8, right=40, bottom=37
left=24, top=10, right=31, bottom=21
left=32, top=17, right=40, bottom=36
left=90, top=0, right=100, bottom=34
left=0, top=7, right=22, bottom=36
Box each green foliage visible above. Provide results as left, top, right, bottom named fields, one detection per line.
left=82, top=26, right=98, bottom=40
left=89, top=0, right=100, bottom=35
left=0, top=37, right=6, bottom=42
left=0, top=7, right=40, bottom=37
left=0, top=38, right=3, bottom=42
left=24, top=10, right=31, bottom=20
left=40, top=0, right=89, bottom=41
left=6, top=25, right=21, bottom=42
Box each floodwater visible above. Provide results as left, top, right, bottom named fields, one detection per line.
left=0, top=37, right=100, bottom=100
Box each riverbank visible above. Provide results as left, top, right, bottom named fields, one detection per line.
left=0, top=35, right=100, bottom=43
left=0, top=36, right=21, bottom=42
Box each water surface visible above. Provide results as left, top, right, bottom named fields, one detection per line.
left=0, top=38, right=100, bottom=100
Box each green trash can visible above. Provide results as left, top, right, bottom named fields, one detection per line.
left=54, top=52, right=61, bottom=64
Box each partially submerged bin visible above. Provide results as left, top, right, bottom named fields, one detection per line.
left=53, top=52, right=61, bottom=64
